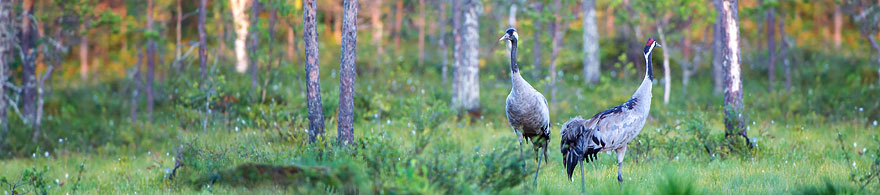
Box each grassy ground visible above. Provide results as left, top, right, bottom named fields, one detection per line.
left=2, top=44, right=880, bottom=194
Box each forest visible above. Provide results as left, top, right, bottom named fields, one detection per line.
left=1, top=0, right=880, bottom=194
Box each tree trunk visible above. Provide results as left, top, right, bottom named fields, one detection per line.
left=199, top=0, right=207, bottom=80
left=304, top=0, right=325, bottom=143
left=230, top=0, right=250, bottom=73
left=370, top=0, right=385, bottom=62
left=131, top=49, right=144, bottom=123
left=338, top=0, right=358, bottom=145
left=0, top=0, right=12, bottom=150
left=417, top=0, right=425, bottom=66
left=439, top=1, right=448, bottom=83
left=508, top=2, right=517, bottom=27
left=20, top=0, right=36, bottom=125
left=80, top=22, right=89, bottom=80
left=531, top=2, right=544, bottom=78
left=146, top=0, right=156, bottom=121
left=868, top=35, right=880, bottom=86
left=712, top=0, right=724, bottom=95
left=33, top=59, right=56, bottom=141
left=249, top=0, right=260, bottom=90
left=780, top=19, right=791, bottom=91
left=766, top=7, right=776, bottom=90
left=833, top=5, right=842, bottom=49
left=261, top=10, right=277, bottom=102
left=452, top=0, right=481, bottom=112
left=287, top=25, right=296, bottom=63
left=393, top=0, right=404, bottom=53
left=549, top=0, right=565, bottom=107
left=582, top=0, right=600, bottom=84
left=657, top=23, right=671, bottom=104
left=721, top=0, right=750, bottom=148
left=176, top=0, right=182, bottom=62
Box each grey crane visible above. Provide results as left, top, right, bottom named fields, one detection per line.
left=499, top=28, right=551, bottom=185
left=560, top=38, right=661, bottom=191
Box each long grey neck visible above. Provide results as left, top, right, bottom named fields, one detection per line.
left=510, top=39, right=519, bottom=74
left=645, top=49, right=654, bottom=82
left=633, top=49, right=655, bottom=101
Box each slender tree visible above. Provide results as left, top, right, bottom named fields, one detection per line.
left=765, top=0, right=777, bottom=90
left=451, top=0, right=481, bottom=112
left=834, top=5, right=843, bottom=49
left=417, top=0, right=425, bottom=66
left=249, top=0, right=261, bottom=90
left=780, top=19, right=792, bottom=91
left=304, top=0, right=324, bottom=142
left=146, top=0, right=156, bottom=121
left=20, top=0, right=36, bottom=125
left=338, top=0, right=358, bottom=145
left=712, top=0, right=724, bottom=95
left=720, top=0, right=751, bottom=148
left=79, top=21, right=89, bottom=80
left=0, top=0, right=12, bottom=150
left=656, top=20, right=671, bottom=104
left=369, top=0, right=385, bottom=62
left=393, top=0, right=403, bottom=53
left=548, top=0, right=568, bottom=106
left=582, top=0, right=600, bottom=84
left=199, top=0, right=207, bottom=80
left=230, top=0, right=250, bottom=73
left=531, top=2, right=544, bottom=78
left=439, top=1, right=448, bottom=83
left=176, top=0, right=182, bottom=61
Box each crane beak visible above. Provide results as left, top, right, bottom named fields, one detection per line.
left=499, top=34, right=510, bottom=42
left=656, top=43, right=662, bottom=48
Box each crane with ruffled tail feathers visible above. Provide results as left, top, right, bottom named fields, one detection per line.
left=560, top=38, right=661, bottom=192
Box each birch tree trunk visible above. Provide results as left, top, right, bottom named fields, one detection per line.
left=439, top=1, right=448, bottom=83
left=509, top=2, right=517, bottom=27
left=249, top=0, right=260, bottom=90
left=199, top=0, right=208, bottom=80
left=549, top=0, right=565, bottom=107
left=712, top=0, right=724, bottom=95
left=780, top=19, right=792, bottom=91
left=452, top=0, right=481, bottom=112
left=657, top=23, right=671, bottom=104
left=417, top=0, right=425, bottom=66
left=338, top=0, right=358, bottom=145
left=146, top=0, right=156, bottom=121
left=80, top=22, right=89, bottom=80
left=721, top=0, right=750, bottom=147
left=131, top=49, right=143, bottom=123
left=176, top=0, right=182, bottom=62
left=230, top=0, right=250, bottom=73
left=20, top=0, right=36, bottom=125
left=0, top=0, right=12, bottom=150
left=531, top=2, right=544, bottom=78
left=304, top=0, right=325, bottom=143
left=766, top=6, right=776, bottom=90
left=393, top=0, right=403, bottom=52
left=582, top=0, right=600, bottom=84
left=833, top=5, right=843, bottom=49
left=370, top=0, right=385, bottom=61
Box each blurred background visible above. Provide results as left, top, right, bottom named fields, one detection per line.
left=0, top=0, right=879, bottom=193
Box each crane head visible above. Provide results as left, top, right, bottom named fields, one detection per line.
left=499, top=28, right=519, bottom=42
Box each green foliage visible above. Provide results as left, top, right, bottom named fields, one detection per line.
left=1, top=166, right=51, bottom=195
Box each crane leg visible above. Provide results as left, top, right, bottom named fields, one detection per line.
left=514, top=129, right=525, bottom=171
left=580, top=162, right=586, bottom=194
left=533, top=150, right=543, bottom=186
left=616, top=147, right=627, bottom=183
